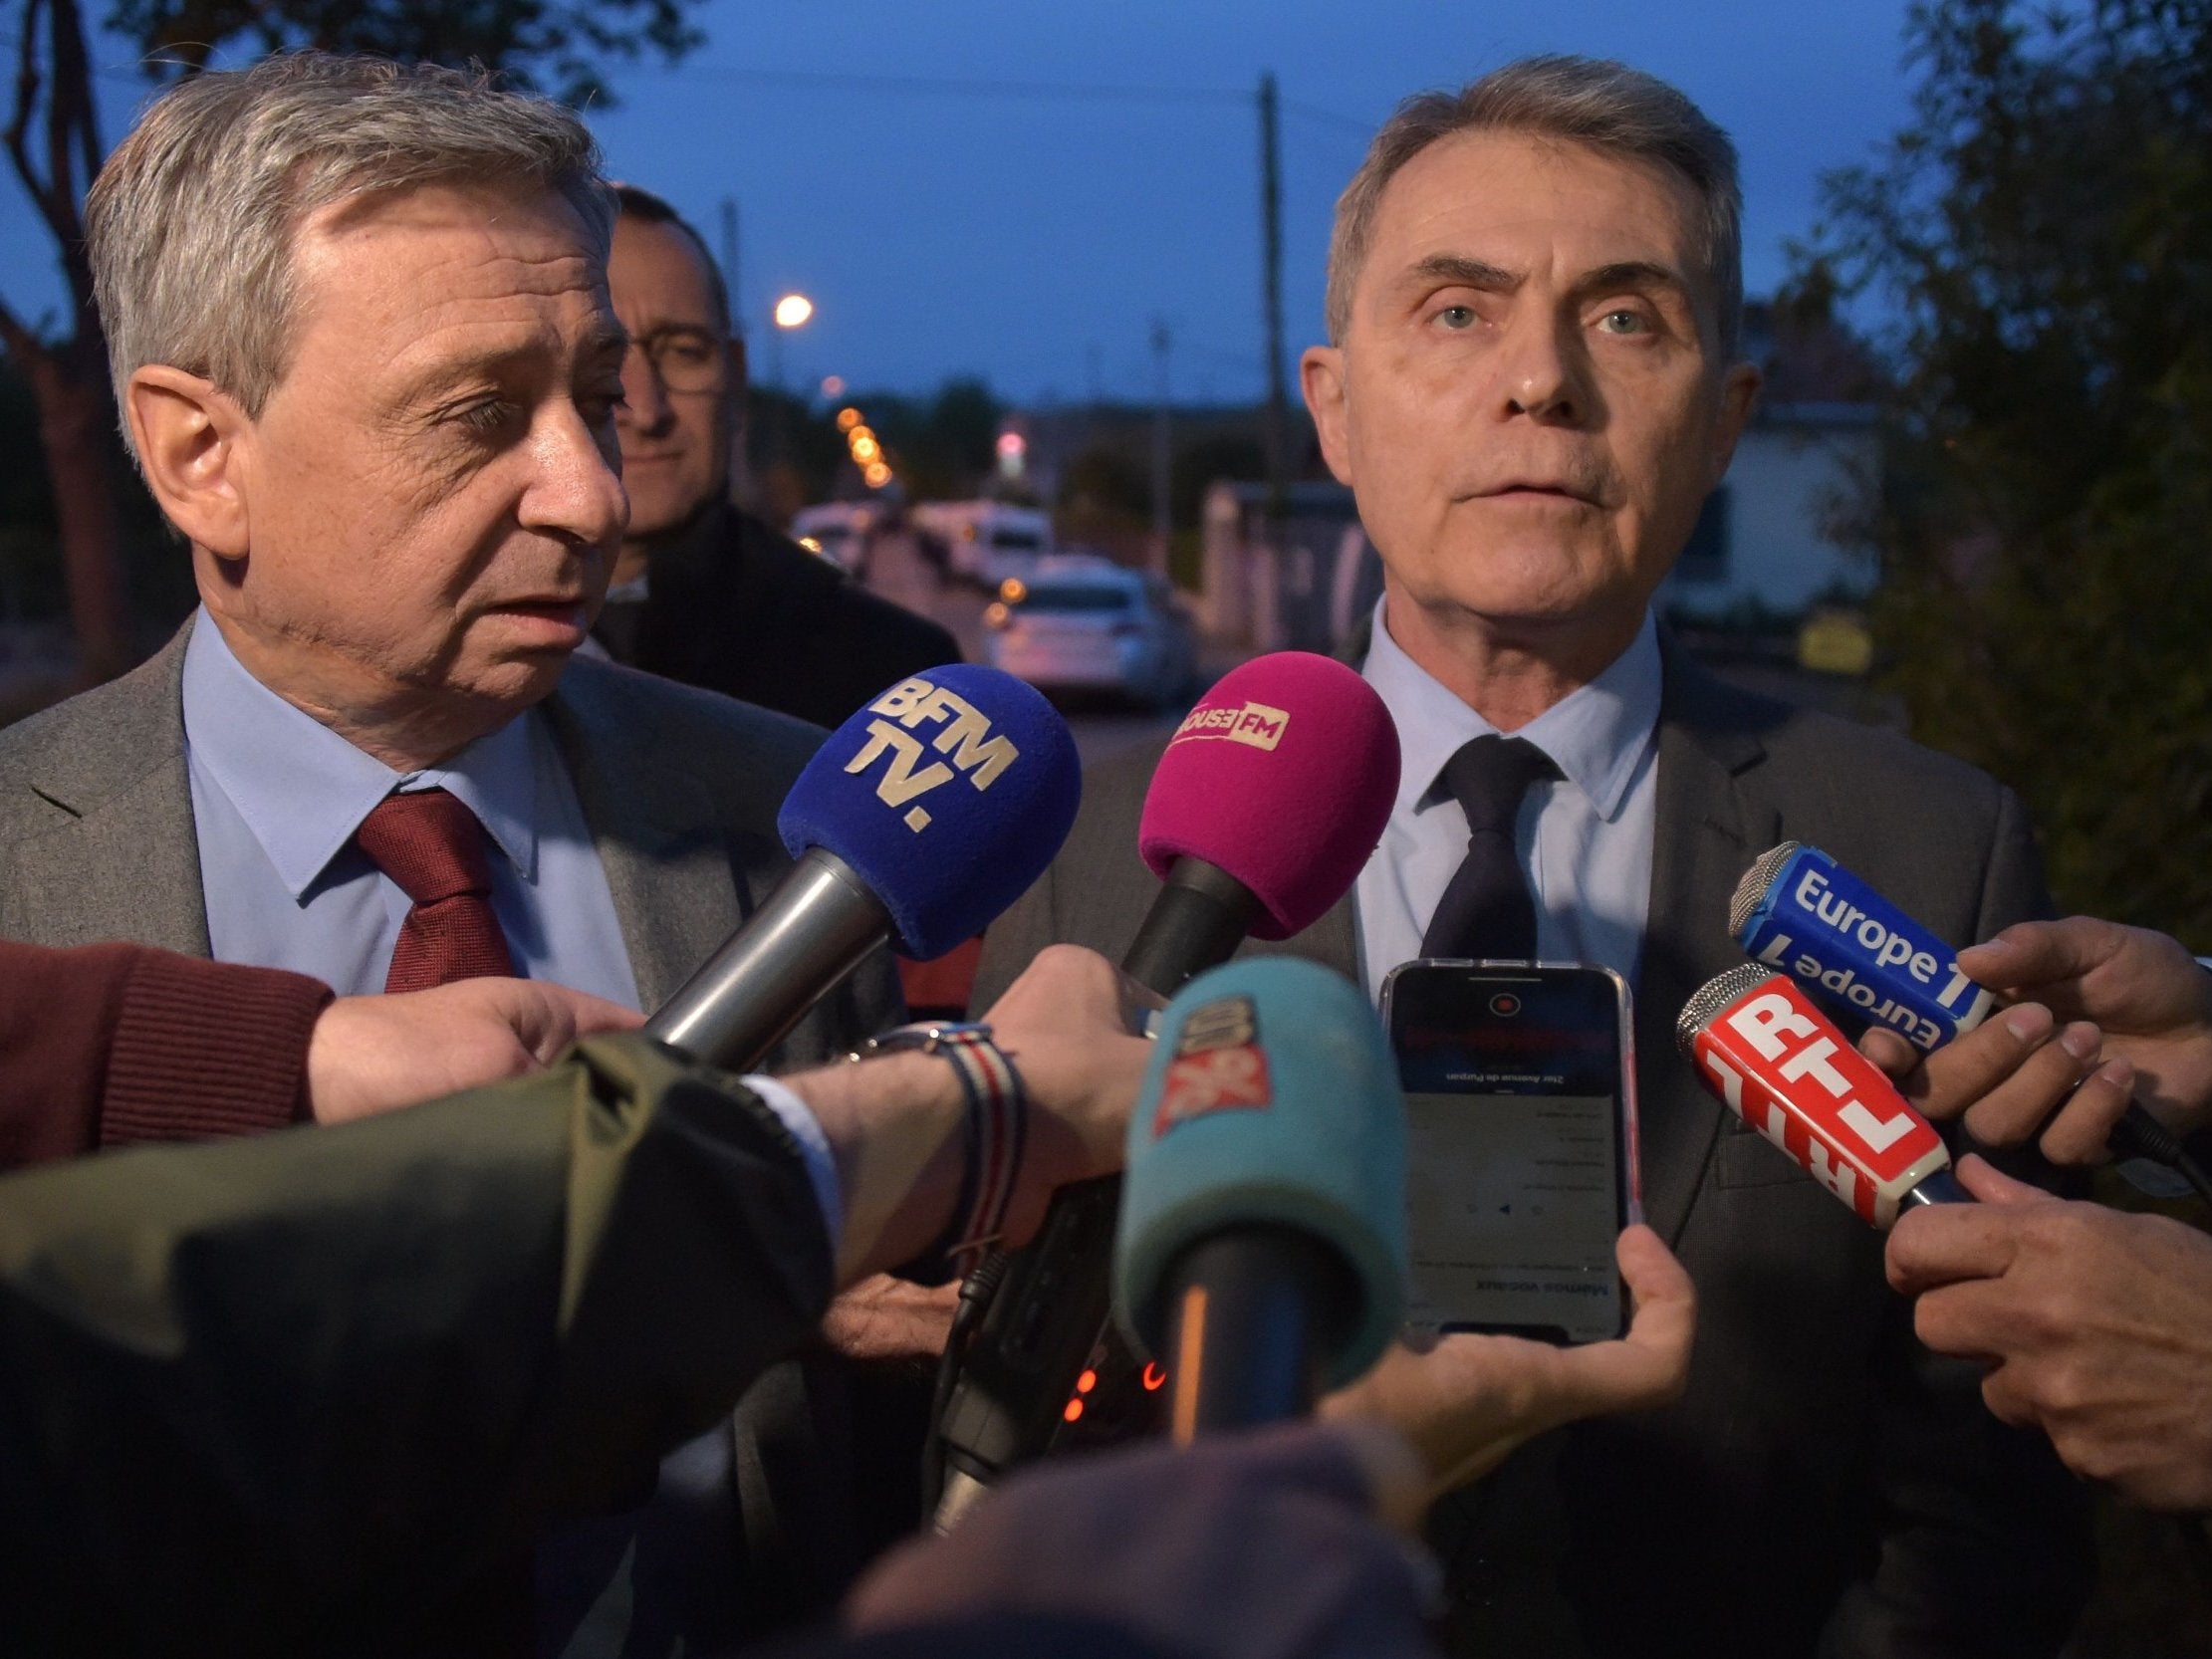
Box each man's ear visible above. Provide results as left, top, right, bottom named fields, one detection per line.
left=126, top=365, right=253, bottom=558
left=1705, top=359, right=1762, bottom=489
left=1300, top=345, right=1354, bottom=487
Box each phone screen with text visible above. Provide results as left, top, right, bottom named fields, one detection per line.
left=1389, top=967, right=1629, bottom=1343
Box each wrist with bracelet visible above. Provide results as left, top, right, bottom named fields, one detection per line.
left=850, top=1021, right=1029, bottom=1282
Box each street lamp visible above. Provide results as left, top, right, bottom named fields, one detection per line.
left=767, top=291, right=815, bottom=390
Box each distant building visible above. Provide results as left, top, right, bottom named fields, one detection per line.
left=1656, top=399, right=1880, bottom=622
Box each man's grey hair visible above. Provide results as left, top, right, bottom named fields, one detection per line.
left=87, top=51, right=615, bottom=460
left=1324, top=56, right=1743, bottom=354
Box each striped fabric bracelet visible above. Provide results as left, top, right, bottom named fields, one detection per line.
left=851, top=1021, right=1030, bottom=1281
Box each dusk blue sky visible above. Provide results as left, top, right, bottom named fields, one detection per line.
left=2, top=0, right=1920, bottom=407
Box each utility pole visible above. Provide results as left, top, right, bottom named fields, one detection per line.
left=719, top=198, right=749, bottom=502
left=1258, top=72, right=1288, bottom=521
left=719, top=198, right=743, bottom=338
left=1150, top=319, right=1173, bottom=576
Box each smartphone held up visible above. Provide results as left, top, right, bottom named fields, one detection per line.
left=1382, top=960, right=1640, bottom=1344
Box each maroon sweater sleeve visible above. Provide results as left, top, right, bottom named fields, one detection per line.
left=0, top=939, right=333, bottom=1172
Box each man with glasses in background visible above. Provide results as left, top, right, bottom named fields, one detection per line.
left=594, top=185, right=957, bottom=729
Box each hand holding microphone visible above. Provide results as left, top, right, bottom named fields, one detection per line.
left=1956, top=916, right=2212, bottom=1140
left=1729, top=843, right=2202, bottom=1184
left=781, top=943, right=1152, bottom=1288
left=1887, top=1154, right=2212, bottom=1511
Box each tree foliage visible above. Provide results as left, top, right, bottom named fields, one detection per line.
left=1798, top=0, right=2212, bottom=942
left=111, top=0, right=701, bottom=106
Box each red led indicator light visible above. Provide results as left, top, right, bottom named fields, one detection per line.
left=1063, top=1398, right=1085, bottom=1423
left=1076, top=1369, right=1098, bottom=1394
left=1141, top=1362, right=1166, bottom=1392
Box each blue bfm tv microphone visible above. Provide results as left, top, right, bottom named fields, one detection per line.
left=1112, top=957, right=1408, bottom=1436
left=647, top=665, right=1082, bottom=1071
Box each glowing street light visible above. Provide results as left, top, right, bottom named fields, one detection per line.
left=765, top=292, right=817, bottom=391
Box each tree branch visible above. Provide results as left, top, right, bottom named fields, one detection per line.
left=0, top=289, right=50, bottom=370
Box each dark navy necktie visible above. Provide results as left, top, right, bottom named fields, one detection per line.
left=1418, top=734, right=1561, bottom=962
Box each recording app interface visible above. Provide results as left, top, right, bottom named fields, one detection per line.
left=1392, top=971, right=1625, bottom=1343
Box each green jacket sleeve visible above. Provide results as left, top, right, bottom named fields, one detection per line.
left=0, top=1034, right=835, bottom=1659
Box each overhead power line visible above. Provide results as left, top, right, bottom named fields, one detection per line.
left=652, top=61, right=1373, bottom=135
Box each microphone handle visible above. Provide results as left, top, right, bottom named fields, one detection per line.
left=1159, top=1226, right=1359, bottom=1439
left=645, top=846, right=890, bottom=1070
left=930, top=856, right=1269, bottom=1520
left=1120, top=857, right=1269, bottom=999
left=1901, top=1167, right=1971, bottom=1207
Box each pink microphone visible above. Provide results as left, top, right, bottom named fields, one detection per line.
left=1123, top=652, right=1400, bottom=992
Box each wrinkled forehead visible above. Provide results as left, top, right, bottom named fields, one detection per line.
left=1368, top=130, right=1714, bottom=303
left=281, top=180, right=619, bottom=380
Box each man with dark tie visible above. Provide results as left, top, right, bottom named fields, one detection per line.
left=0, top=51, right=898, bottom=1655
left=976, top=54, right=2091, bottom=1658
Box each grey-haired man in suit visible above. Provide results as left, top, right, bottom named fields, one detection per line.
left=977, top=56, right=2092, bottom=1659
left=0, top=52, right=900, bottom=1656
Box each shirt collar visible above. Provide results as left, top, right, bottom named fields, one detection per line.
left=180, top=608, right=540, bottom=898
left=1359, top=597, right=1661, bottom=824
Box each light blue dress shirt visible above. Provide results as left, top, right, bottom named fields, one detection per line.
left=1354, top=597, right=1662, bottom=1003
left=181, top=607, right=643, bottom=1010
left=180, top=607, right=845, bottom=1240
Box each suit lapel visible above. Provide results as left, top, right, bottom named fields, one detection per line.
left=543, top=666, right=744, bottom=1013
left=1636, top=643, right=1780, bottom=1243
left=8, top=626, right=210, bottom=955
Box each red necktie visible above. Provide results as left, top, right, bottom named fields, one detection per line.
left=355, top=788, right=517, bottom=993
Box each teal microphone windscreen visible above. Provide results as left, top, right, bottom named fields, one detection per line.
left=1112, top=956, right=1408, bottom=1389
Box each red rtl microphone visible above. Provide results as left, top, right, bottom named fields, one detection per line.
left=1677, top=963, right=1969, bottom=1227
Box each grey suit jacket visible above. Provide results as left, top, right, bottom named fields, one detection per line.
left=0, top=623, right=896, bottom=1059
left=0, top=624, right=904, bottom=1641
left=973, top=638, right=2090, bottom=1659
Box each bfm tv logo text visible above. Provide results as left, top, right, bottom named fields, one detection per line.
left=846, top=677, right=1020, bottom=831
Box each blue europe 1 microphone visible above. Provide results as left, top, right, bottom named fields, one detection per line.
left=1729, top=842, right=1994, bottom=1054
left=646, top=666, right=1082, bottom=1071
left=1113, top=957, right=1408, bottom=1438
left=1728, top=840, right=2203, bottom=1184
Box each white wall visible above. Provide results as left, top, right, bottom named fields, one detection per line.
left=1661, top=407, right=1880, bottom=615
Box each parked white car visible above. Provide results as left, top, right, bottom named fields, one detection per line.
left=984, top=554, right=1199, bottom=708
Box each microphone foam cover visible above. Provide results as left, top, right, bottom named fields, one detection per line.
left=1114, top=956, right=1407, bottom=1388
left=1138, top=652, right=1399, bottom=940
left=778, top=664, right=1081, bottom=960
